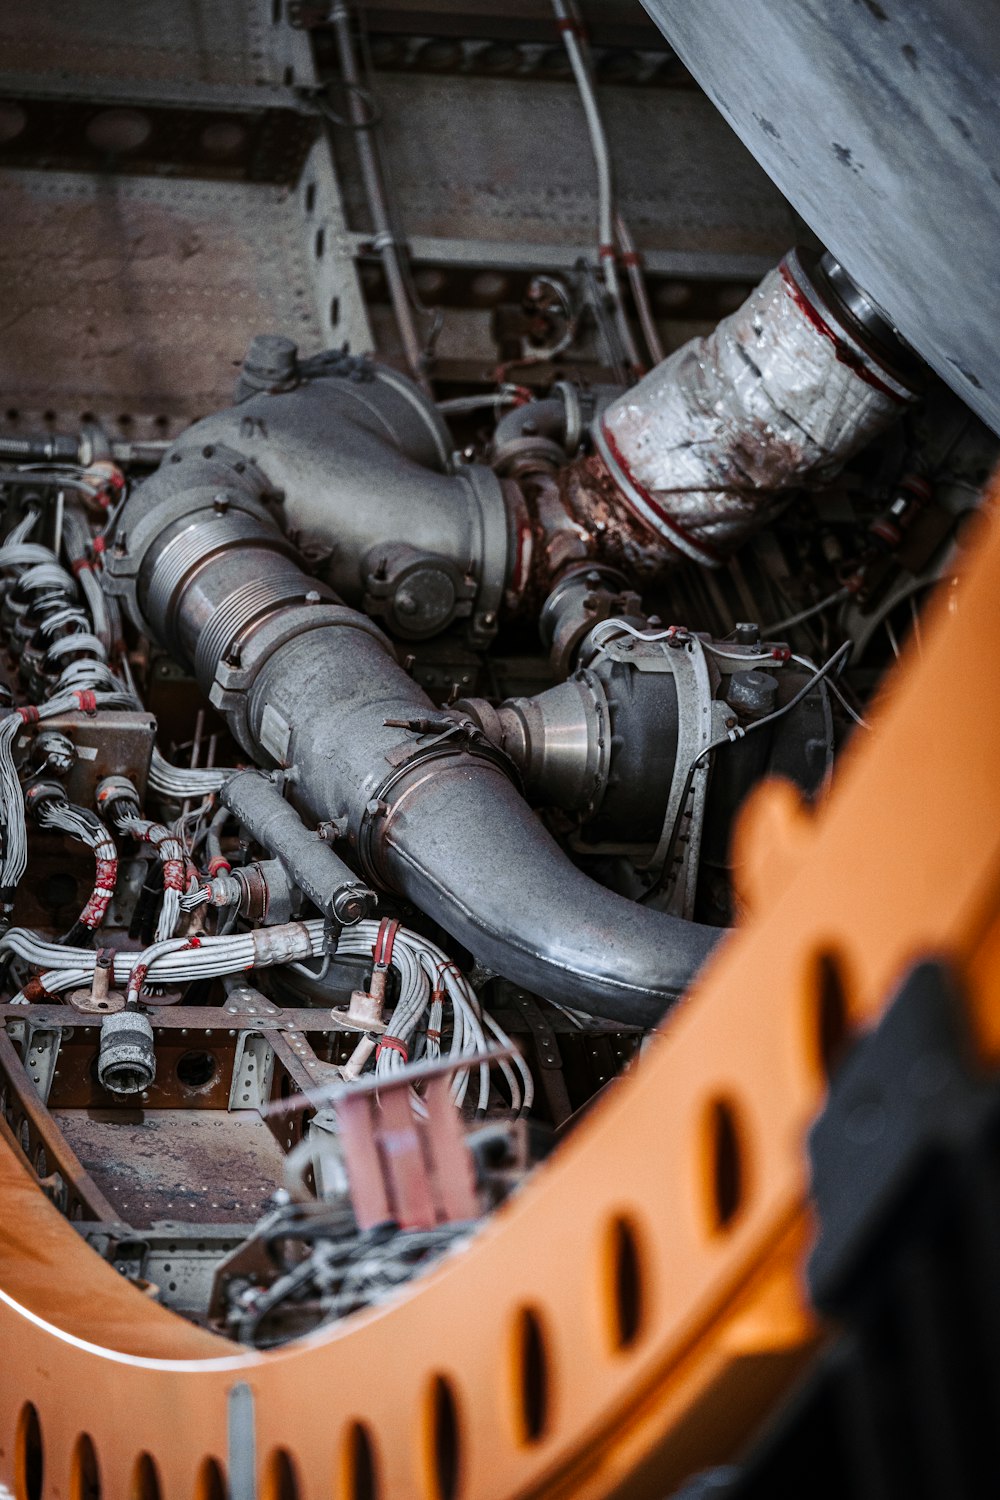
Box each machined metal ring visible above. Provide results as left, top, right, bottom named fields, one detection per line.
left=194, top=573, right=329, bottom=692
left=357, top=733, right=519, bottom=888
left=142, top=513, right=287, bottom=651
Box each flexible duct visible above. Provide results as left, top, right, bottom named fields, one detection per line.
left=591, top=248, right=921, bottom=566
left=104, top=420, right=717, bottom=1025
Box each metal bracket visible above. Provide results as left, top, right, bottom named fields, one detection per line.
left=229, top=1033, right=276, bottom=1113
left=21, top=1027, right=62, bottom=1106
left=600, top=630, right=721, bottom=916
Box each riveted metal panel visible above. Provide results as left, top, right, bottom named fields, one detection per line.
left=0, top=145, right=371, bottom=438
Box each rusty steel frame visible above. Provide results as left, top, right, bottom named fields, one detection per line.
left=2, top=494, right=1000, bottom=1496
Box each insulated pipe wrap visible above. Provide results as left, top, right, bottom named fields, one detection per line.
left=595, top=251, right=918, bottom=566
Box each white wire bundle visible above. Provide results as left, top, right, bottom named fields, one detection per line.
left=2, top=916, right=533, bottom=1112
left=0, top=689, right=133, bottom=899
left=61, top=506, right=113, bottom=654
left=0, top=714, right=27, bottom=893
left=35, top=799, right=118, bottom=934
left=148, top=746, right=234, bottom=800
left=331, top=925, right=534, bottom=1115
left=0, top=508, right=129, bottom=698
left=109, top=808, right=185, bottom=941
left=0, top=919, right=325, bottom=995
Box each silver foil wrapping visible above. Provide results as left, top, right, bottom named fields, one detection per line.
left=595, top=258, right=917, bottom=566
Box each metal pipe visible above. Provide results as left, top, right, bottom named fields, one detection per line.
left=329, top=3, right=431, bottom=393
left=614, top=210, right=665, bottom=366
left=106, top=449, right=718, bottom=1026
left=592, top=248, right=921, bottom=566
left=551, top=0, right=644, bottom=376
left=156, top=367, right=509, bottom=647
left=221, top=770, right=375, bottom=926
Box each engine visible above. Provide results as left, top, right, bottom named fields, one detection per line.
left=0, top=236, right=991, bottom=1349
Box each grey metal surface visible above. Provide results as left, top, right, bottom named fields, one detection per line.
left=221, top=769, right=374, bottom=922
left=0, top=143, right=370, bottom=438
left=0, top=0, right=311, bottom=108
left=641, top=0, right=1000, bottom=433
left=105, top=374, right=719, bottom=1023
left=159, top=368, right=508, bottom=640
left=333, top=69, right=801, bottom=258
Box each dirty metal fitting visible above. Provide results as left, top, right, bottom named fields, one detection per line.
left=97, top=1008, right=156, bottom=1096
left=457, top=672, right=612, bottom=816
left=459, top=633, right=683, bottom=846
left=201, top=860, right=297, bottom=926
left=221, top=769, right=375, bottom=926
left=590, top=247, right=921, bottom=567
left=106, top=438, right=717, bottom=1024
left=539, top=565, right=644, bottom=676
left=511, top=457, right=681, bottom=613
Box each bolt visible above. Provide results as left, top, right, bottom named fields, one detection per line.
left=213, top=492, right=230, bottom=513
left=305, top=589, right=321, bottom=604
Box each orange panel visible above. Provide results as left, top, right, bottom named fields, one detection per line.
left=1, top=498, right=999, bottom=1499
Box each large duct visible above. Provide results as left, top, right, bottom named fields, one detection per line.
left=104, top=413, right=718, bottom=1026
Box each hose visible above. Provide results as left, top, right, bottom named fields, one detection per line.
left=551, top=0, right=644, bottom=377
left=328, top=3, right=431, bottom=393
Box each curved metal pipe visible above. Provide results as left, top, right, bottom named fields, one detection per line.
left=157, top=366, right=511, bottom=647
left=105, top=435, right=718, bottom=1025
left=376, top=763, right=711, bottom=1024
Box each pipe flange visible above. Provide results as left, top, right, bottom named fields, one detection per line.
left=356, top=730, right=520, bottom=888
left=103, top=456, right=277, bottom=629
left=214, top=603, right=393, bottom=756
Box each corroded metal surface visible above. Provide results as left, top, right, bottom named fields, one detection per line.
left=335, top=70, right=801, bottom=258
left=53, top=1109, right=290, bottom=1227
left=0, top=0, right=305, bottom=106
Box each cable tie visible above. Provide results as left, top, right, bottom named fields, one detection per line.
left=375, top=1034, right=409, bottom=1062
left=372, top=916, right=400, bottom=968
